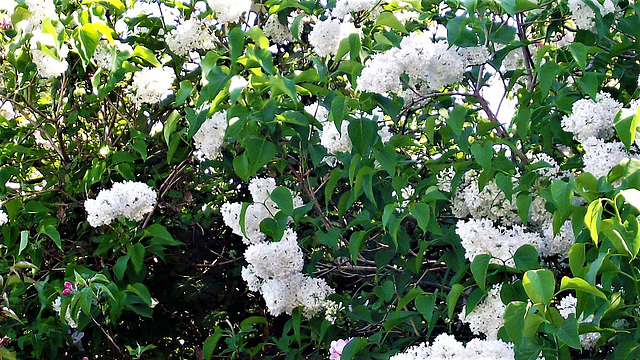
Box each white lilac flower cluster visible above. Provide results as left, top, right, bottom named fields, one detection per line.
left=52, top=296, right=78, bottom=328
left=92, top=45, right=114, bottom=70
left=262, top=16, right=294, bottom=44
left=0, top=102, right=15, bottom=120
left=0, top=209, right=8, bottom=225
left=128, top=67, right=176, bottom=106
left=308, top=18, right=359, bottom=57
left=452, top=171, right=520, bottom=225
left=456, top=218, right=543, bottom=267
left=389, top=333, right=514, bottom=360
left=557, top=294, right=602, bottom=349
left=30, top=31, right=69, bottom=79
left=192, top=110, right=228, bottom=160
left=305, top=102, right=351, bottom=166
left=332, top=0, right=380, bottom=19
left=25, top=0, right=58, bottom=25
left=357, top=32, right=490, bottom=96
left=568, top=0, right=615, bottom=29
left=85, top=181, right=157, bottom=227
left=165, top=18, right=215, bottom=56
left=561, top=92, right=621, bottom=143
left=392, top=185, right=414, bottom=211
left=207, top=0, right=252, bottom=24
left=461, top=284, right=505, bottom=340
left=221, top=178, right=333, bottom=317
left=561, top=91, right=634, bottom=178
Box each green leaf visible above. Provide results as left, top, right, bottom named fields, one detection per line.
left=554, top=314, right=582, bottom=350
left=270, top=186, right=294, bottom=216
left=584, top=200, right=603, bottom=245
left=447, top=283, right=465, bottom=319
left=18, top=231, right=28, bottom=255
left=375, top=12, right=407, bottom=33
left=79, top=23, right=100, bottom=63
left=470, top=141, right=493, bottom=171
left=559, top=276, right=607, bottom=299
left=513, top=245, right=540, bottom=271
left=203, top=332, right=222, bottom=360
left=128, top=242, right=146, bottom=274
left=348, top=117, right=377, bottom=155
left=42, top=225, right=62, bottom=250
left=245, top=138, right=277, bottom=174
left=470, top=254, right=491, bottom=290
left=132, top=45, right=161, bottom=67
left=496, top=0, right=540, bottom=15
left=340, top=337, right=368, bottom=360
left=568, top=43, right=587, bottom=71
left=447, top=105, right=467, bottom=135
left=228, top=27, right=245, bottom=61
left=522, top=269, right=555, bottom=305
left=113, top=255, right=129, bottom=281
left=615, top=107, right=640, bottom=151
left=373, top=280, right=395, bottom=302
left=349, top=231, right=367, bottom=264
left=175, top=80, right=193, bottom=106
left=233, top=153, right=250, bottom=181
left=621, top=188, right=640, bottom=212
left=145, top=224, right=183, bottom=246
left=410, top=203, right=430, bottom=233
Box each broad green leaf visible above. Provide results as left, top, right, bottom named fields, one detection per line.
left=113, top=255, right=129, bottom=281
left=128, top=242, right=146, bottom=274
left=513, top=245, right=540, bottom=271
left=132, top=45, right=161, bottom=67
left=447, top=283, right=465, bottom=319
left=584, top=200, right=603, bottom=245
left=270, top=186, right=294, bottom=216
left=375, top=12, right=407, bottom=33
left=145, top=224, right=183, bottom=246
left=470, top=254, right=491, bottom=290
left=559, top=276, right=607, bottom=299
left=18, top=231, right=28, bottom=255
left=410, top=203, right=430, bottom=233
left=554, top=314, right=582, bottom=350
left=568, top=43, right=587, bottom=71
left=614, top=107, right=640, bottom=151
left=522, top=269, right=555, bottom=305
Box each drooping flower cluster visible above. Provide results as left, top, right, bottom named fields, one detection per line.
left=452, top=171, right=519, bottom=225
left=207, top=0, right=252, bottom=24
left=30, top=30, right=69, bottom=79
left=461, top=284, right=505, bottom=340
left=165, top=19, right=215, bottom=56
left=456, top=218, right=543, bottom=267
left=561, top=92, right=621, bottom=143
left=557, top=294, right=602, bottom=349
left=128, top=67, right=176, bottom=106
left=92, top=45, right=115, bottom=70
left=192, top=111, right=228, bottom=160
left=357, top=32, right=490, bottom=96
left=389, top=333, right=514, bottom=360
left=568, top=0, right=615, bottom=29
left=221, top=178, right=332, bottom=317
left=85, top=181, right=157, bottom=227
left=308, top=18, right=359, bottom=57
left=319, top=120, right=352, bottom=155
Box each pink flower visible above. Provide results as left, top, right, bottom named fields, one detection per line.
left=0, top=18, right=11, bottom=30
left=82, top=357, right=88, bottom=360
left=61, top=288, right=71, bottom=296
left=64, top=281, right=73, bottom=289
left=329, top=338, right=351, bottom=360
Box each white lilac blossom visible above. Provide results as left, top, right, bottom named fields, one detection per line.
left=378, top=124, right=393, bottom=143
left=165, top=18, right=215, bottom=56
left=456, top=218, right=543, bottom=267
left=436, top=167, right=455, bottom=193
left=568, top=0, right=615, bottom=29
left=85, top=181, right=157, bottom=227
left=530, top=153, right=561, bottom=178
left=260, top=273, right=333, bottom=317
left=25, top=0, right=58, bottom=24
left=92, top=45, right=115, bottom=70
left=207, top=0, right=252, bottom=24
left=308, top=18, right=358, bottom=57
left=30, top=31, right=68, bottom=79
left=540, top=220, right=575, bottom=258
left=262, top=16, right=294, bottom=44
left=392, top=185, right=414, bottom=211
left=561, top=92, right=621, bottom=143
left=319, top=120, right=352, bottom=155
left=357, top=33, right=490, bottom=95
left=243, top=228, right=304, bottom=280
left=128, top=67, right=176, bottom=106
left=0, top=209, right=8, bottom=225
left=557, top=294, right=602, bottom=350
left=324, top=300, right=344, bottom=324
left=389, top=333, right=515, bottom=360
left=0, top=102, right=14, bottom=120
left=52, top=296, right=78, bottom=329
left=461, top=284, right=505, bottom=340
left=192, top=111, right=228, bottom=160
left=582, top=137, right=628, bottom=178
left=452, top=171, right=519, bottom=226
left=332, top=0, right=380, bottom=18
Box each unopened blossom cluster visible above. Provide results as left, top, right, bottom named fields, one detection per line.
left=207, top=0, right=252, bottom=24
left=461, top=284, right=505, bottom=340
left=85, top=181, right=157, bottom=227
left=357, top=32, right=490, bottom=96
left=165, top=18, right=215, bottom=56
left=308, top=18, right=359, bottom=57
left=128, top=67, right=176, bottom=106
left=389, top=333, right=514, bottom=360
left=192, top=111, right=228, bottom=160
left=221, top=178, right=333, bottom=317
left=557, top=294, right=602, bottom=350
left=568, top=0, right=615, bottom=29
